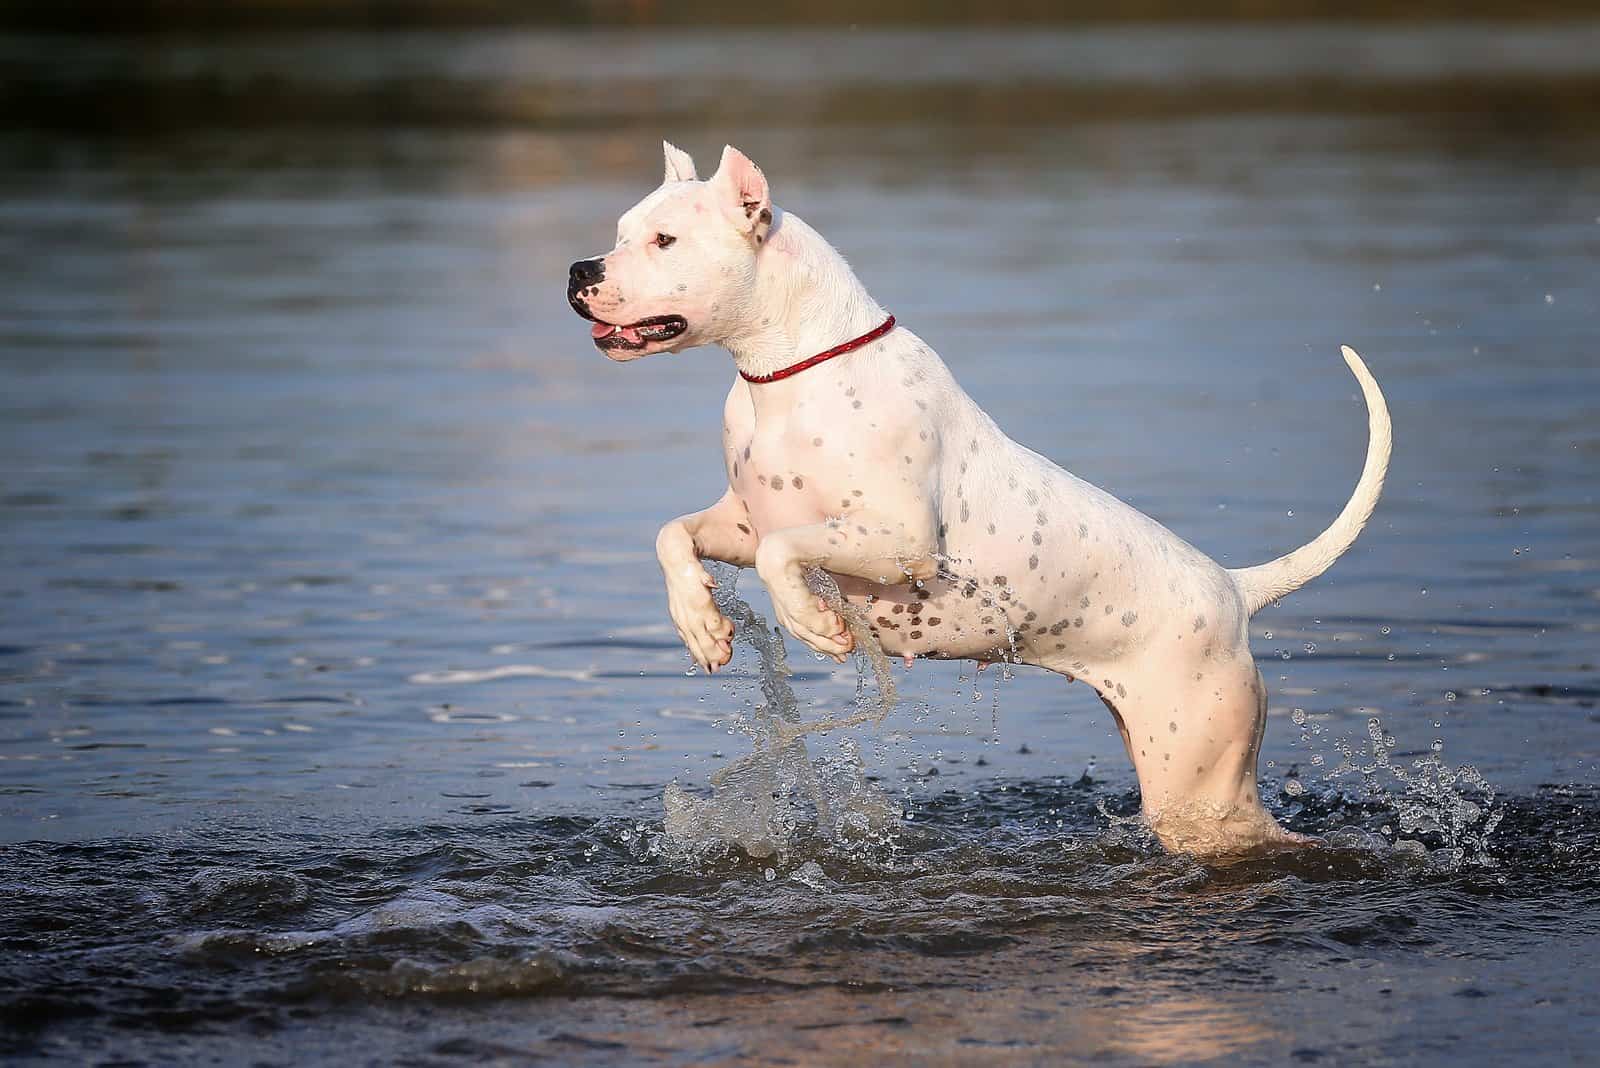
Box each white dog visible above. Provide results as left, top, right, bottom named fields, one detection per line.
left=568, top=142, right=1391, bottom=856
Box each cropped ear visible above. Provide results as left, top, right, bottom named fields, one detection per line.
left=710, top=144, right=773, bottom=246
left=662, top=140, right=697, bottom=183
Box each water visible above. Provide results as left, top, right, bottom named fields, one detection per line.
left=3, top=20, right=1600, bottom=1064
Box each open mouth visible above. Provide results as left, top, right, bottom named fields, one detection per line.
left=590, top=315, right=688, bottom=351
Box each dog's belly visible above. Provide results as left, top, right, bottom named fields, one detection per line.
left=834, top=567, right=1126, bottom=669
left=834, top=574, right=1021, bottom=662
left=836, top=470, right=1244, bottom=671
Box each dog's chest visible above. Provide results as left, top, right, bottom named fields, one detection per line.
left=724, top=416, right=875, bottom=536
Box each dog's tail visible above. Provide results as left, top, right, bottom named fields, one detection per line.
left=1230, top=346, right=1392, bottom=616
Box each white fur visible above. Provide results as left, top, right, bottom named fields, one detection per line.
left=578, top=143, right=1392, bottom=857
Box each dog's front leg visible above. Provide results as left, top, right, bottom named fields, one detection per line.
left=656, top=489, right=758, bottom=674
left=754, top=513, right=938, bottom=663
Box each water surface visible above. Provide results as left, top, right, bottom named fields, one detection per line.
left=1, top=22, right=1598, bottom=1065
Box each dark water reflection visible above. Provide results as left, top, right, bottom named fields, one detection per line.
left=1, top=22, right=1598, bottom=1065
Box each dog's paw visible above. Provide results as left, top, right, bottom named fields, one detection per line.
left=665, top=569, right=734, bottom=674
left=771, top=593, right=854, bottom=664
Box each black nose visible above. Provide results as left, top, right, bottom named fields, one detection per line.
left=569, top=259, right=604, bottom=288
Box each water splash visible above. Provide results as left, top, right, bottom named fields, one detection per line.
left=1323, top=715, right=1504, bottom=868
left=661, top=565, right=901, bottom=862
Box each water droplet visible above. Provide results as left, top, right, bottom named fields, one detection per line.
left=1291, top=708, right=1307, bottom=725
left=1284, top=779, right=1304, bottom=796
left=1544, top=293, right=1555, bottom=305
left=1431, top=738, right=1444, bottom=752
left=1444, top=691, right=1457, bottom=702
left=1263, top=630, right=1274, bottom=640
left=1286, top=509, right=1295, bottom=517
left=1380, top=624, right=1391, bottom=635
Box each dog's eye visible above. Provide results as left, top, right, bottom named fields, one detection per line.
left=654, top=233, right=676, bottom=249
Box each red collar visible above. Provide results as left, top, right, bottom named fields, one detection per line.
left=739, top=314, right=896, bottom=384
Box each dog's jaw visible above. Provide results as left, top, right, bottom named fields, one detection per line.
left=590, top=315, right=690, bottom=360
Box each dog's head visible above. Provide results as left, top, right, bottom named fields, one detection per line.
left=567, top=142, right=774, bottom=361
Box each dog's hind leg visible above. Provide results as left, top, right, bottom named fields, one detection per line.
left=1095, top=655, right=1296, bottom=857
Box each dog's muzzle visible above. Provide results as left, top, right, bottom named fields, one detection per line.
left=568, top=258, right=604, bottom=319
left=567, top=258, right=687, bottom=352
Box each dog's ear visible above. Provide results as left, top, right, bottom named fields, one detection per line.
left=711, top=145, right=773, bottom=247
left=662, top=140, right=697, bottom=183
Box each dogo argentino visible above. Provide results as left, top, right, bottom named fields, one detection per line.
left=567, top=142, right=1391, bottom=856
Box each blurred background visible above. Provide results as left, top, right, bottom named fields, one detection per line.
left=0, top=5, right=1597, bottom=1062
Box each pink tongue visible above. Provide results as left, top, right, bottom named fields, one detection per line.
left=591, top=322, right=645, bottom=343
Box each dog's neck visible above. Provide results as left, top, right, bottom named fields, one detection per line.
left=719, top=209, right=887, bottom=388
